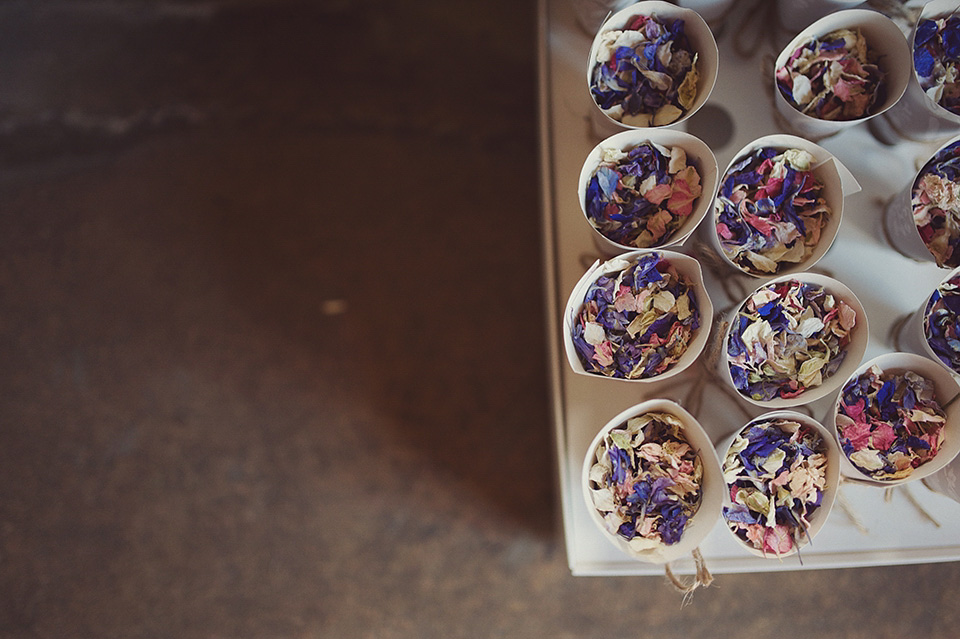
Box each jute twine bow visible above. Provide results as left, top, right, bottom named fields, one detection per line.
left=664, top=547, right=714, bottom=602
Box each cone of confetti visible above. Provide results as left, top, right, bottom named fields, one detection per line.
left=919, top=266, right=960, bottom=375
left=587, top=1, right=719, bottom=129
left=709, top=134, right=859, bottom=278
left=718, top=411, right=840, bottom=559
left=830, top=352, right=960, bottom=485
left=773, top=9, right=911, bottom=139
left=884, top=135, right=960, bottom=267
left=720, top=273, right=868, bottom=408
left=563, top=249, right=713, bottom=382
left=884, top=0, right=960, bottom=142
left=578, top=129, right=719, bottom=254
left=582, top=399, right=724, bottom=564
left=776, top=0, right=865, bottom=33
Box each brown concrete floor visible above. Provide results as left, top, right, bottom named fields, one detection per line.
left=1, top=1, right=959, bottom=637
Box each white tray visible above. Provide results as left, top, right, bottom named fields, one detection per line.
left=538, top=0, right=960, bottom=575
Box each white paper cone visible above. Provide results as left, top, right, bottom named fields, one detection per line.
left=581, top=399, right=724, bottom=564
left=883, top=0, right=960, bottom=142
left=708, top=134, right=860, bottom=279
left=578, top=129, right=719, bottom=252
left=829, top=352, right=960, bottom=486
left=717, top=411, right=840, bottom=559
left=917, top=265, right=960, bottom=375
left=773, top=10, right=911, bottom=139
left=719, top=272, right=869, bottom=409
left=562, top=249, right=714, bottom=382
left=923, top=455, right=960, bottom=503
left=776, top=0, right=864, bottom=33
left=587, top=1, right=719, bottom=129
left=882, top=133, right=960, bottom=266
left=898, top=303, right=933, bottom=361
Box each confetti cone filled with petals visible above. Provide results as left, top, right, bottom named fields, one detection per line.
left=587, top=2, right=718, bottom=128
left=721, top=412, right=839, bottom=559
left=912, top=138, right=960, bottom=268
left=724, top=275, right=866, bottom=407
left=776, top=27, right=887, bottom=122
left=715, top=145, right=834, bottom=276
left=913, top=6, right=960, bottom=117
left=564, top=250, right=712, bottom=381
left=579, top=129, right=717, bottom=251
left=833, top=353, right=960, bottom=484
left=582, top=400, right=723, bottom=564
left=923, top=268, right=960, bottom=373
left=772, top=10, right=910, bottom=138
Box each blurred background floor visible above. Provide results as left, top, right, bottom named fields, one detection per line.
left=1, top=1, right=959, bottom=637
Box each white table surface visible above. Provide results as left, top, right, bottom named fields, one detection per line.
left=538, top=0, right=960, bottom=575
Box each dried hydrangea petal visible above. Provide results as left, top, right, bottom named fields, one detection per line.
left=722, top=417, right=828, bottom=556
left=590, top=14, right=699, bottom=125
left=924, top=273, right=960, bottom=373
left=914, top=15, right=960, bottom=115
left=727, top=279, right=856, bottom=401
left=586, top=142, right=703, bottom=248
left=715, top=146, right=830, bottom=275
left=587, top=412, right=703, bottom=548
left=912, top=140, right=960, bottom=268
left=776, top=28, right=887, bottom=121
left=572, top=252, right=701, bottom=379
left=836, top=365, right=946, bottom=480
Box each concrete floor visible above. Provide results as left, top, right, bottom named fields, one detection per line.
left=1, top=1, right=959, bottom=637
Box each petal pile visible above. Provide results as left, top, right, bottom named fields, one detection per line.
left=914, top=14, right=960, bottom=115
left=722, top=417, right=829, bottom=557
left=835, top=365, right=946, bottom=481
left=587, top=411, right=703, bottom=551
left=571, top=252, right=701, bottom=380
left=727, top=279, right=857, bottom=402
left=590, top=13, right=700, bottom=126
left=585, top=141, right=703, bottom=248
left=776, top=28, right=886, bottom=121
left=715, top=146, right=830, bottom=275
left=912, top=140, right=960, bottom=268
left=924, top=273, right=960, bottom=373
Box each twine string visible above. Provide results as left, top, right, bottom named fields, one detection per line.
left=664, top=547, right=714, bottom=602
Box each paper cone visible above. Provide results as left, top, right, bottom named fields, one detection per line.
left=708, top=134, right=860, bottom=279
left=720, top=272, right=869, bottom=409
left=919, top=265, right=960, bottom=375
left=882, top=134, right=960, bottom=266
left=563, top=249, right=713, bottom=382
left=581, top=399, right=724, bottom=564
left=923, top=455, right=960, bottom=503
left=829, top=352, right=960, bottom=485
left=773, top=10, right=911, bottom=139
left=718, top=411, right=840, bottom=559
left=587, top=1, right=719, bottom=129
left=578, top=129, right=719, bottom=253
left=884, top=0, right=960, bottom=142
left=776, top=0, right=865, bottom=33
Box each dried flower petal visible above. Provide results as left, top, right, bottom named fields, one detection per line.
left=776, top=28, right=887, bottom=121
left=587, top=411, right=703, bottom=548
left=924, top=272, right=960, bottom=373
left=727, top=279, right=856, bottom=401
left=590, top=14, right=700, bottom=126
left=836, top=364, right=947, bottom=480
left=912, top=140, right=960, bottom=268
left=722, top=416, right=828, bottom=556
left=914, top=15, right=960, bottom=115
left=572, top=252, right=701, bottom=379
left=715, top=146, right=831, bottom=275
left=586, top=142, right=703, bottom=248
